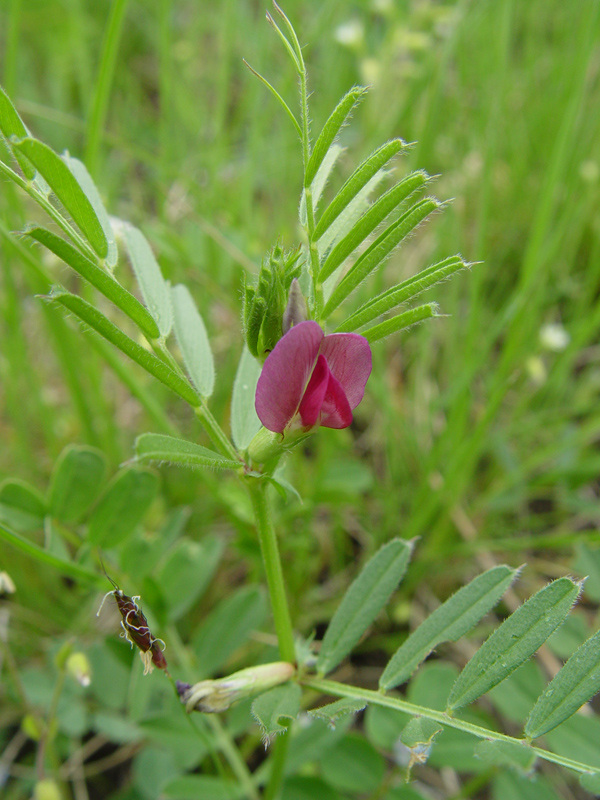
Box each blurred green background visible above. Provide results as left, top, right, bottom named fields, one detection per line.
left=1, top=1, right=600, bottom=798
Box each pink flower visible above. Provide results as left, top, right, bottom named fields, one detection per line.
left=255, top=321, right=372, bottom=433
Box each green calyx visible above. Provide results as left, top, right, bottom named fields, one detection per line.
left=243, top=244, right=302, bottom=360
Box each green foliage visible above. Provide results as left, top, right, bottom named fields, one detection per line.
left=124, top=226, right=173, bottom=337
left=134, top=433, right=241, bottom=471
left=251, top=683, right=302, bottom=744
left=316, top=538, right=413, bottom=676
left=171, top=283, right=214, bottom=397
left=2, top=1, right=600, bottom=799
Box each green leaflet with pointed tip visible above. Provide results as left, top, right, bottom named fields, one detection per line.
left=26, top=227, right=160, bottom=340
left=362, top=303, right=440, bottom=343
left=87, top=467, right=158, bottom=548
left=447, top=577, right=582, bottom=712
left=337, top=255, right=468, bottom=333
left=317, top=538, right=413, bottom=676
left=308, top=698, right=367, bottom=728
left=323, top=197, right=439, bottom=316
left=13, top=137, right=108, bottom=258
left=135, top=433, right=241, bottom=471
left=380, top=566, right=519, bottom=692
left=474, top=740, right=536, bottom=773
left=251, top=683, right=301, bottom=745
left=47, top=289, right=200, bottom=406
left=314, top=139, right=408, bottom=241
left=0, top=86, right=36, bottom=181
left=400, top=717, right=443, bottom=748
left=231, top=345, right=262, bottom=451
left=171, top=284, right=215, bottom=398
left=524, top=628, right=600, bottom=739
left=305, top=86, right=367, bottom=188
left=318, top=171, right=429, bottom=283
left=49, top=445, right=107, bottom=525
left=124, top=226, right=172, bottom=337
left=63, top=155, right=117, bottom=269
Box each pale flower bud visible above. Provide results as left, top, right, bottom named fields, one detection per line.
left=66, top=652, right=92, bottom=687
left=178, top=662, right=295, bottom=713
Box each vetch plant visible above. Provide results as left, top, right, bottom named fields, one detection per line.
left=1, top=3, right=600, bottom=799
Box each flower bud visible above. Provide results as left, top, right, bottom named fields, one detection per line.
left=243, top=245, right=302, bottom=361
left=33, top=779, right=62, bottom=800
left=282, top=279, right=308, bottom=334
left=0, top=571, right=16, bottom=596
left=178, top=662, right=295, bottom=713
left=66, top=652, right=92, bottom=687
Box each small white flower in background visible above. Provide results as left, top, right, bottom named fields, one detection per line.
left=0, top=572, right=16, bottom=595
left=334, top=19, right=364, bottom=49
left=539, top=323, right=570, bottom=352
left=371, top=0, right=393, bottom=14
left=360, top=57, right=381, bottom=87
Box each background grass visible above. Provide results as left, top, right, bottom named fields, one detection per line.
left=1, top=1, right=600, bottom=798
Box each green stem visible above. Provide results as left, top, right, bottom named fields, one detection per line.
left=194, top=402, right=240, bottom=462
left=246, top=478, right=295, bottom=663
left=303, top=678, right=597, bottom=776
left=264, top=729, right=290, bottom=800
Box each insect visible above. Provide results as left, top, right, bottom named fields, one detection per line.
left=97, top=572, right=168, bottom=676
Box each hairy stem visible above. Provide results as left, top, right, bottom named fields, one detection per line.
left=247, top=479, right=295, bottom=663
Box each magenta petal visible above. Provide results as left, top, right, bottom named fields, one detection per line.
left=320, top=370, right=353, bottom=429
left=319, top=333, right=372, bottom=409
left=298, top=354, right=329, bottom=428
left=255, top=321, right=324, bottom=433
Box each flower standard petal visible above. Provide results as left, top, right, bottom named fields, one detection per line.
left=298, top=354, right=330, bottom=427
left=320, top=370, right=353, bottom=429
left=255, top=321, right=324, bottom=433
left=319, top=333, right=372, bottom=409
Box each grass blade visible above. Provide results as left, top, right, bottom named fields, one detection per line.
left=380, top=565, right=519, bottom=692
left=171, top=283, right=215, bottom=398
left=135, top=433, right=241, bottom=471
left=318, top=171, right=430, bottom=284
left=124, top=225, right=172, bottom=338
left=305, top=87, right=367, bottom=188
left=63, top=154, right=118, bottom=269
left=47, top=289, right=200, bottom=406
left=25, top=227, right=160, bottom=340
left=314, top=139, right=408, bottom=241
left=0, top=520, right=104, bottom=587
left=12, top=137, right=108, bottom=258
left=336, top=255, right=468, bottom=333
left=524, top=628, right=600, bottom=739
left=362, top=303, right=440, bottom=343
left=447, top=577, right=582, bottom=712
left=316, top=538, right=413, bottom=676
left=323, top=197, right=440, bottom=316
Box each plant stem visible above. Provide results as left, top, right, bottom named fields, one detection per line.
left=302, top=678, right=597, bottom=776
left=194, top=402, right=240, bottom=462
left=247, top=478, right=295, bottom=663
left=264, top=730, right=290, bottom=800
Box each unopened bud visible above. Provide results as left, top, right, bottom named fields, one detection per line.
left=33, top=779, right=62, bottom=800
left=178, top=662, right=295, bottom=713
left=22, top=714, right=43, bottom=741
left=66, top=652, right=92, bottom=687
left=282, top=279, right=308, bottom=334
left=0, top=571, right=16, bottom=596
